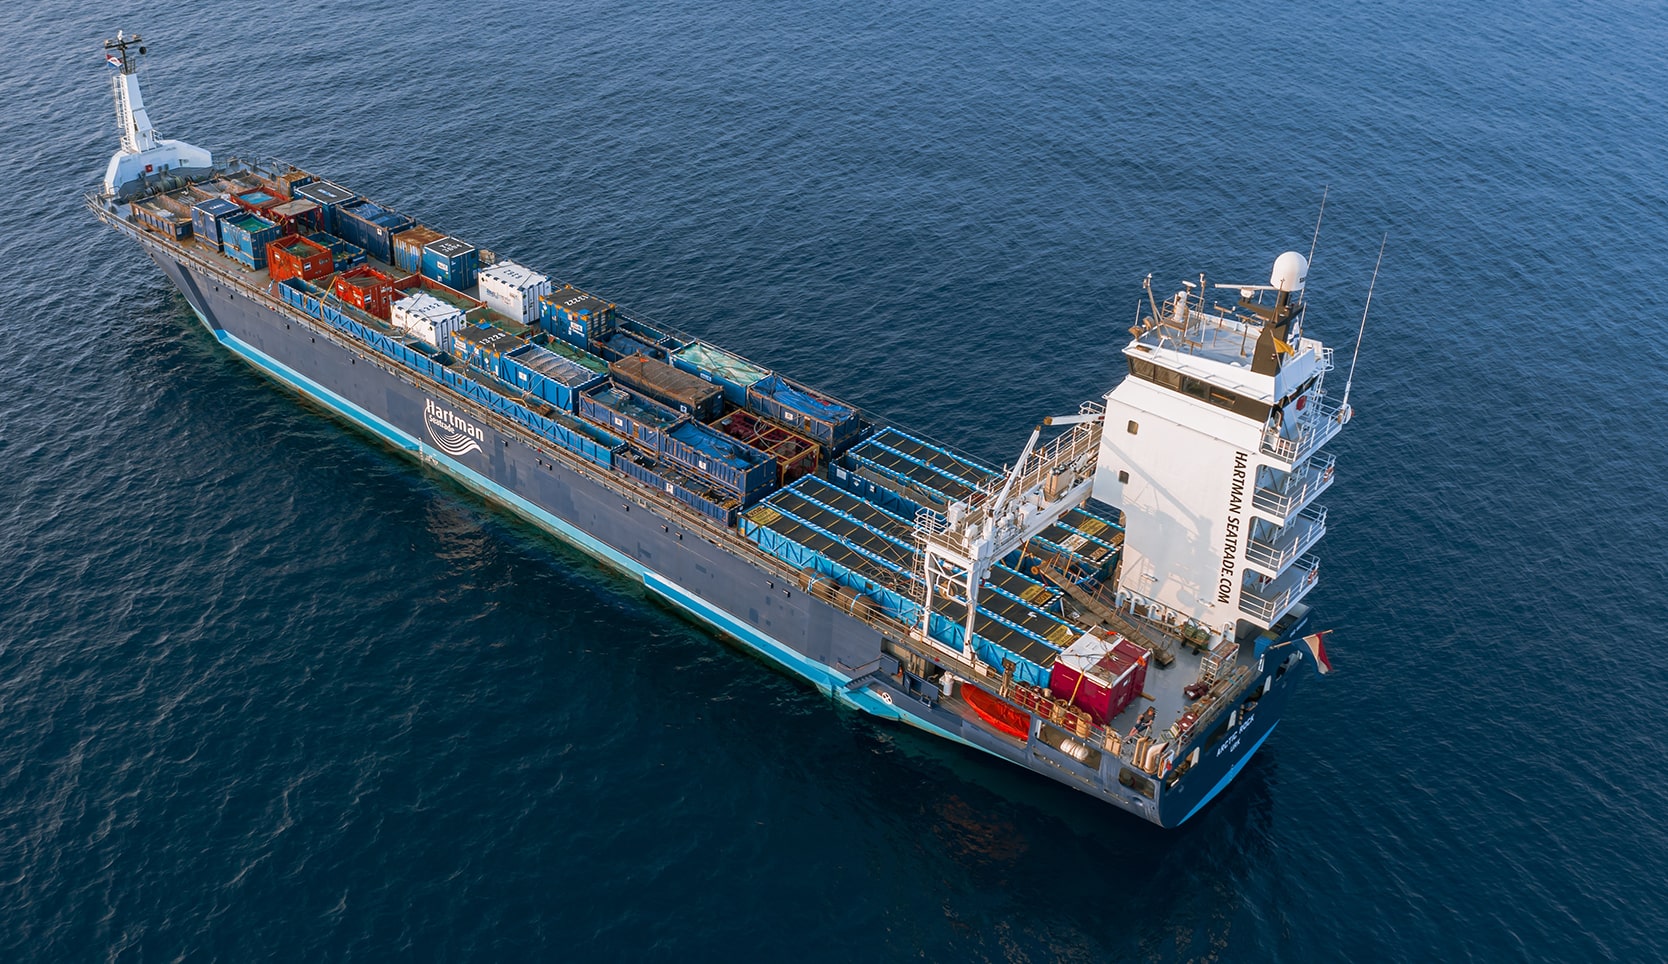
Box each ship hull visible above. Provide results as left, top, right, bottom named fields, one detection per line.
left=125, top=230, right=1295, bottom=828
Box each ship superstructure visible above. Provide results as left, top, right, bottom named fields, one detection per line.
left=89, top=35, right=1352, bottom=826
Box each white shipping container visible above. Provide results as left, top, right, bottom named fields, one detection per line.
left=477, top=259, right=552, bottom=325
left=391, top=291, right=467, bottom=347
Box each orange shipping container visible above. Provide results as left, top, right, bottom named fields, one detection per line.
left=268, top=235, right=334, bottom=284
left=331, top=265, right=396, bottom=320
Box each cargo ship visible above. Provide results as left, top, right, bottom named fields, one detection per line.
left=90, top=33, right=1351, bottom=827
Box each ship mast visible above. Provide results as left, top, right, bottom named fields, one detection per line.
left=99, top=29, right=212, bottom=198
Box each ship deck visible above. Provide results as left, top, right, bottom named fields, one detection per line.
left=97, top=157, right=1274, bottom=783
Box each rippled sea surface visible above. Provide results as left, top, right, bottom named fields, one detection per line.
left=5, top=1, right=1666, bottom=959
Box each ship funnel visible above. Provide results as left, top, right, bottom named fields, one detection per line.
left=1270, top=251, right=1308, bottom=293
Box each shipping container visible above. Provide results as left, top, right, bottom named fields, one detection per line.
left=500, top=344, right=606, bottom=412
left=477, top=259, right=551, bottom=325
left=191, top=197, right=240, bottom=252
left=420, top=236, right=480, bottom=292
left=293, top=180, right=356, bottom=233
left=450, top=324, right=525, bottom=375
left=616, top=450, right=739, bottom=528
left=708, top=409, right=819, bottom=484
left=306, top=232, right=366, bottom=272
left=617, top=317, right=689, bottom=355
left=745, top=374, right=860, bottom=450
left=405, top=275, right=484, bottom=316
left=659, top=421, right=777, bottom=502
left=218, top=211, right=281, bottom=270
left=391, top=225, right=445, bottom=275
left=134, top=198, right=192, bottom=240
left=271, top=169, right=313, bottom=199
left=609, top=354, right=723, bottom=422
left=670, top=342, right=770, bottom=406
left=335, top=200, right=413, bottom=265
left=389, top=290, right=466, bottom=345
left=332, top=265, right=397, bottom=320
left=1047, top=634, right=1150, bottom=724
left=539, top=285, right=617, bottom=347
left=533, top=333, right=609, bottom=375
left=591, top=331, right=666, bottom=363
left=233, top=188, right=283, bottom=214
left=576, top=382, right=687, bottom=454
left=267, top=235, right=335, bottom=284
left=268, top=198, right=322, bottom=233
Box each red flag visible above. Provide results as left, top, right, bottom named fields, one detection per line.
left=1302, top=631, right=1333, bottom=674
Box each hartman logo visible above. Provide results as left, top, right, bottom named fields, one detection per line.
left=424, top=399, right=484, bottom=457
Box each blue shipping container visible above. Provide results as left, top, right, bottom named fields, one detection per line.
left=307, top=232, right=366, bottom=272
left=576, top=382, right=687, bottom=454
left=294, top=181, right=356, bottom=234
left=746, top=374, right=860, bottom=449
left=617, top=453, right=738, bottom=528
left=659, top=421, right=777, bottom=501
left=501, top=344, right=606, bottom=412
left=421, top=237, right=479, bottom=291
left=218, top=212, right=280, bottom=270
left=191, top=197, right=240, bottom=252
left=336, top=200, right=413, bottom=266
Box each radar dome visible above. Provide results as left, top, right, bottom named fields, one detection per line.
left=1270, top=251, right=1309, bottom=293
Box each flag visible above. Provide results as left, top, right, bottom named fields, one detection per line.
left=1302, top=631, right=1333, bottom=674
left=106, top=53, right=123, bottom=70
left=1272, top=335, right=1296, bottom=356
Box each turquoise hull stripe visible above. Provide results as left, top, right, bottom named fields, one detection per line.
left=1177, top=720, right=1279, bottom=826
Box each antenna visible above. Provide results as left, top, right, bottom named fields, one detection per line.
left=1339, top=233, right=1385, bottom=414
left=1307, top=185, right=1328, bottom=270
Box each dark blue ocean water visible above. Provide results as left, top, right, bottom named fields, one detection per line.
left=4, top=1, right=1666, bottom=959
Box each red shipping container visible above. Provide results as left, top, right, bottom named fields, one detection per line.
left=331, top=265, right=395, bottom=320
left=1048, top=635, right=1150, bottom=724
left=267, top=235, right=334, bottom=284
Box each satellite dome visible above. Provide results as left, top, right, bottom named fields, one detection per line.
left=1270, top=251, right=1309, bottom=293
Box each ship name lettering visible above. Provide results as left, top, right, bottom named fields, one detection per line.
left=1217, top=451, right=1248, bottom=602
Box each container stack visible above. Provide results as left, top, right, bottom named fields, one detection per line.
left=218, top=212, right=281, bottom=270
left=392, top=226, right=445, bottom=275
left=335, top=200, right=413, bottom=265
left=267, top=235, right=335, bottom=284
left=421, top=237, right=480, bottom=292
left=540, top=285, right=617, bottom=347
left=293, top=181, right=357, bottom=234
left=390, top=290, right=467, bottom=346
left=609, top=355, right=723, bottom=422
left=477, top=260, right=551, bottom=325
left=190, top=197, right=240, bottom=251
left=331, top=265, right=397, bottom=320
